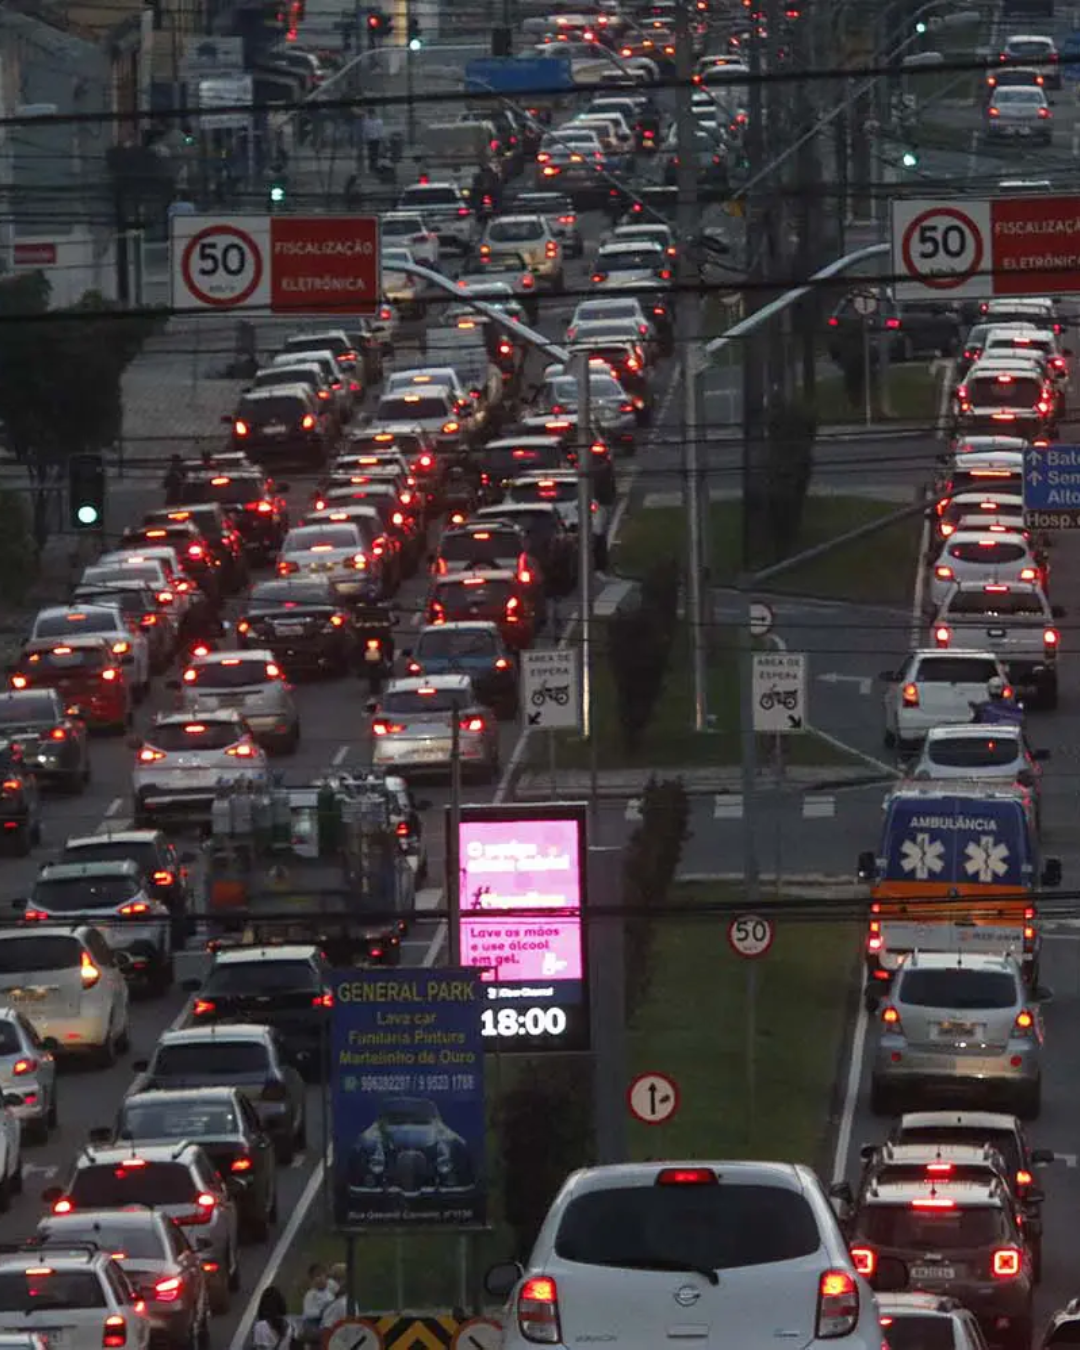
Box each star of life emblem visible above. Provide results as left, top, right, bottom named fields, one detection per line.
left=900, top=832, right=945, bottom=880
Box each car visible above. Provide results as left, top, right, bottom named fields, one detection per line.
left=432, top=521, right=544, bottom=600
left=485, top=1160, right=880, bottom=1350
left=591, top=239, right=672, bottom=290
left=986, top=83, right=1053, bottom=141
left=883, top=1110, right=1053, bottom=1205
left=71, top=582, right=177, bottom=673
left=567, top=295, right=661, bottom=350
left=370, top=389, right=469, bottom=455
left=908, top=723, right=1047, bottom=821
left=251, top=360, right=343, bottom=432
left=276, top=521, right=377, bottom=599
left=511, top=191, right=583, bottom=255
left=402, top=623, right=519, bottom=718
left=9, top=639, right=128, bottom=738
left=503, top=473, right=609, bottom=560
left=35, top=1209, right=210, bottom=1350
left=176, top=470, right=290, bottom=562
left=428, top=570, right=537, bottom=650
left=227, top=385, right=332, bottom=472
left=120, top=521, right=222, bottom=606
left=277, top=330, right=363, bottom=391
left=0, top=926, right=130, bottom=1065
left=930, top=580, right=1061, bottom=707
left=0, top=687, right=90, bottom=791
left=384, top=367, right=476, bottom=430
left=23, top=860, right=173, bottom=996
left=370, top=675, right=500, bottom=781
left=927, top=529, right=1044, bottom=609
left=380, top=211, right=440, bottom=267
left=479, top=215, right=563, bottom=285
left=90, top=552, right=203, bottom=640
left=0, top=1008, right=56, bottom=1142
left=235, top=577, right=361, bottom=676
left=980, top=324, right=1069, bottom=390
left=339, top=1096, right=476, bottom=1215
left=130, top=1025, right=306, bottom=1165
left=43, top=1143, right=239, bottom=1315
left=473, top=437, right=570, bottom=500
left=131, top=711, right=269, bottom=827
left=395, top=182, right=476, bottom=252
left=0, top=740, right=40, bottom=857
left=184, top=945, right=331, bottom=1078
left=458, top=254, right=540, bottom=321
left=0, top=1244, right=150, bottom=1350
left=870, top=952, right=1042, bottom=1118
left=534, top=367, right=637, bottom=455
left=880, top=649, right=1014, bottom=752
left=59, top=831, right=190, bottom=945
left=174, top=650, right=299, bottom=755
left=111, top=1087, right=277, bottom=1242
left=381, top=246, right=423, bottom=318
left=938, top=491, right=1028, bottom=541
left=935, top=449, right=1025, bottom=503
left=999, top=33, right=1061, bottom=85
left=30, top=605, right=150, bottom=701
left=472, top=502, right=578, bottom=594
left=954, top=359, right=1058, bottom=437
left=1038, top=1302, right=1080, bottom=1349
left=846, top=1177, right=1033, bottom=1349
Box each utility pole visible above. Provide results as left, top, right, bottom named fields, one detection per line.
left=674, top=0, right=708, bottom=731
left=741, top=6, right=767, bottom=568
left=405, top=0, right=417, bottom=146
left=573, top=353, right=595, bottom=746
left=447, top=710, right=462, bottom=964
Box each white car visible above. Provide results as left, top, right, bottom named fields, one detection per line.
left=485, top=1161, right=880, bottom=1350
left=30, top=605, right=150, bottom=699
left=908, top=722, right=1046, bottom=819
left=927, top=528, right=1043, bottom=608
left=608, top=221, right=678, bottom=258
left=92, top=551, right=195, bottom=631
left=0, top=1008, right=57, bottom=1141
left=131, top=710, right=269, bottom=827
left=177, top=649, right=300, bottom=754
left=567, top=296, right=656, bottom=345
left=591, top=239, right=671, bottom=290
left=381, top=246, right=422, bottom=315
left=979, top=296, right=1059, bottom=329
left=880, top=648, right=1012, bottom=751
left=0, top=1247, right=150, bottom=1350
left=1000, top=32, right=1061, bottom=85
left=277, top=522, right=373, bottom=595
left=0, top=925, right=130, bottom=1066
left=379, top=211, right=440, bottom=267
left=0, top=1095, right=22, bottom=1204
left=396, top=182, right=476, bottom=252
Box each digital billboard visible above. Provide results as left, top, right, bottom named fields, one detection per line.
left=451, top=802, right=589, bottom=1052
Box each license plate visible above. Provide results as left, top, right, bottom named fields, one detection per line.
left=6, top=987, right=49, bottom=1002
left=910, top=1265, right=954, bottom=1281
left=936, top=1022, right=976, bottom=1036
left=409, top=745, right=448, bottom=762
left=263, top=422, right=287, bottom=435
left=364, top=648, right=383, bottom=663
left=275, top=624, right=305, bottom=636
left=987, top=627, right=1006, bottom=638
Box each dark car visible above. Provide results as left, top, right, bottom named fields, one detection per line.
left=403, top=621, right=519, bottom=718
left=236, top=577, right=363, bottom=675
left=71, top=585, right=175, bottom=676
left=121, top=520, right=222, bottom=606
left=432, top=521, right=545, bottom=608
left=176, top=471, right=291, bottom=563
left=474, top=435, right=571, bottom=500
left=278, top=330, right=364, bottom=395
left=111, top=1087, right=277, bottom=1242
left=0, top=738, right=40, bottom=854
left=473, top=502, right=577, bottom=594
left=341, top=1096, right=475, bottom=1210
left=59, top=828, right=192, bottom=944
left=227, top=386, right=332, bottom=473
left=828, top=289, right=963, bottom=362
left=143, top=505, right=248, bottom=595
left=428, top=569, right=537, bottom=650
left=0, top=688, right=88, bottom=795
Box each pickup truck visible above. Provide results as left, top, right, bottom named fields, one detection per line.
left=929, top=579, right=1063, bottom=708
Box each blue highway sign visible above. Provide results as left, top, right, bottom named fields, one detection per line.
left=1023, top=444, right=1080, bottom=529
left=464, top=56, right=574, bottom=94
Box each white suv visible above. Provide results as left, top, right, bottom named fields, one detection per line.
left=0, top=927, right=129, bottom=1066
left=485, top=1161, right=881, bottom=1350
left=0, top=1246, right=150, bottom=1350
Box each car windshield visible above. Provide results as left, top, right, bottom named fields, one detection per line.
left=121, top=1100, right=239, bottom=1140
left=438, top=578, right=513, bottom=609
left=203, top=960, right=317, bottom=993
left=284, top=336, right=345, bottom=357
left=399, top=187, right=459, bottom=208
left=860, top=1204, right=1009, bottom=1249
left=1006, top=40, right=1050, bottom=56
left=553, top=1182, right=821, bottom=1271
left=383, top=688, right=466, bottom=715
left=480, top=445, right=564, bottom=477
left=249, top=582, right=335, bottom=609
left=33, top=876, right=138, bottom=911
left=69, top=1162, right=197, bottom=1208
left=576, top=302, right=640, bottom=324
left=899, top=968, right=1019, bottom=1009
left=879, top=1315, right=958, bottom=1350
left=35, top=612, right=116, bottom=638
left=946, top=591, right=1046, bottom=616
left=286, top=526, right=359, bottom=552
left=950, top=473, right=1022, bottom=494
left=0, top=694, right=59, bottom=724
left=39, top=1222, right=164, bottom=1260
left=188, top=660, right=274, bottom=689
left=148, top=721, right=242, bottom=752
left=988, top=337, right=1052, bottom=355
left=153, top=1041, right=270, bottom=1077
left=896, top=1127, right=1021, bottom=1174
left=238, top=395, right=305, bottom=421
left=0, top=935, right=82, bottom=974
left=508, top=479, right=578, bottom=505
left=0, top=1272, right=107, bottom=1312
left=439, top=532, right=517, bottom=562
left=377, top=396, right=450, bottom=421
left=255, top=369, right=318, bottom=390
left=947, top=541, right=1027, bottom=564
left=549, top=375, right=623, bottom=401
left=599, top=249, right=663, bottom=270
left=926, top=735, right=1020, bottom=767
left=995, top=87, right=1044, bottom=103
left=23, top=647, right=107, bottom=674
left=382, top=218, right=423, bottom=235
left=416, top=629, right=498, bottom=659
left=488, top=220, right=544, bottom=243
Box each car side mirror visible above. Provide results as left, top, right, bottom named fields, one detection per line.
left=1052, top=605, right=1066, bottom=619
left=828, top=1181, right=854, bottom=1206
left=181, top=978, right=201, bottom=993
left=878, top=670, right=897, bottom=683
left=1041, top=857, right=1062, bottom=888
left=1032, top=748, right=1050, bottom=762
left=88, top=1126, right=113, bottom=1144
left=857, top=850, right=876, bottom=882
left=41, top=1187, right=62, bottom=1205
left=1032, top=1148, right=1055, bottom=1165
left=131, top=1059, right=149, bottom=1073
left=127, top=735, right=142, bottom=751
left=484, top=1261, right=523, bottom=1300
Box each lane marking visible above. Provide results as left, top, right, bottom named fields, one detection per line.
left=104, top=798, right=122, bottom=818
left=331, top=744, right=349, bottom=766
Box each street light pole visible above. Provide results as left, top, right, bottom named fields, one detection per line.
left=574, top=352, right=595, bottom=743
left=448, top=708, right=462, bottom=965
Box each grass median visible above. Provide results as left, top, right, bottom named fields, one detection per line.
left=814, top=362, right=944, bottom=426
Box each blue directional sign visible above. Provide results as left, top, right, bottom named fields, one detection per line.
left=465, top=56, right=574, bottom=94
left=1023, top=444, right=1080, bottom=529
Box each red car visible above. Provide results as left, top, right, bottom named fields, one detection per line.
left=427, top=569, right=537, bottom=650
left=9, top=636, right=130, bottom=732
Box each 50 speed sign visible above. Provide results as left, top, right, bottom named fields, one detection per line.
left=890, top=199, right=991, bottom=300
left=727, top=915, right=774, bottom=959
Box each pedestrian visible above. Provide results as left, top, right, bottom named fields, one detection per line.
left=319, top=1265, right=349, bottom=1330
left=299, top=1265, right=337, bottom=1344
left=253, top=1287, right=294, bottom=1350
left=362, top=109, right=385, bottom=174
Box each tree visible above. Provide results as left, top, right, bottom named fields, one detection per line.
left=606, top=557, right=681, bottom=753
left=623, top=777, right=690, bottom=1020
left=761, top=399, right=817, bottom=562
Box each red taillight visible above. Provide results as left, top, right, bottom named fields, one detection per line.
left=881, top=1005, right=902, bottom=1030
left=153, top=1276, right=183, bottom=1303
left=457, top=206, right=471, bottom=217
left=850, top=1247, right=876, bottom=1276
left=1044, top=627, right=1058, bottom=646
left=656, top=1168, right=717, bottom=1185
left=934, top=565, right=953, bottom=580
left=312, top=992, right=334, bottom=1008
left=912, top=1198, right=955, bottom=1209
left=301, top=414, right=317, bottom=431
left=225, top=742, right=256, bottom=758
left=885, top=317, right=901, bottom=330
left=53, top=1198, right=73, bottom=1215
left=152, top=870, right=175, bottom=888
left=193, top=999, right=216, bottom=1016
left=372, top=720, right=406, bottom=736
left=934, top=625, right=951, bottom=646
left=518, top=1277, right=560, bottom=1344
left=901, top=683, right=919, bottom=708
left=23, top=910, right=49, bottom=921
left=460, top=716, right=485, bottom=733
left=592, top=272, right=608, bottom=283
left=992, top=1247, right=1022, bottom=1278
left=50, top=727, right=66, bottom=742
left=119, top=902, right=150, bottom=917
left=545, top=241, right=558, bottom=257
left=817, top=1270, right=859, bottom=1339
left=230, top=1156, right=253, bottom=1173
left=103, top=1315, right=127, bottom=1347
left=1038, top=106, right=1051, bottom=118
left=1014, top=1009, right=1035, bottom=1034
left=12, top=1058, right=35, bottom=1076
left=138, top=747, right=166, bottom=763
left=234, top=420, right=249, bottom=437
left=1016, top=1169, right=1033, bottom=1187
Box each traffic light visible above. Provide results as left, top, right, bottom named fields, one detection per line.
left=68, top=453, right=105, bottom=531
left=407, top=16, right=422, bottom=48
left=269, top=177, right=286, bottom=206
left=901, top=149, right=919, bottom=167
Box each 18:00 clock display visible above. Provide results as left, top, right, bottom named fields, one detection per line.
left=481, top=1006, right=569, bottom=1038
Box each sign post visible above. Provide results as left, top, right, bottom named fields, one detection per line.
left=727, top=916, right=774, bottom=1137
left=751, top=652, right=806, bottom=733
left=851, top=289, right=877, bottom=427
left=1023, top=444, right=1080, bottom=528
left=520, top=649, right=582, bottom=800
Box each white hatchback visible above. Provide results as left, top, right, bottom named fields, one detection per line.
left=485, top=1161, right=881, bottom=1350
left=927, top=529, right=1043, bottom=609
left=0, top=1248, right=150, bottom=1350
left=881, top=648, right=1011, bottom=751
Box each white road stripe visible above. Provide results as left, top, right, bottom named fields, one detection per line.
left=104, top=798, right=122, bottom=818
left=331, top=744, right=349, bottom=766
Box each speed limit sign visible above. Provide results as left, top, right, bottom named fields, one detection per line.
left=727, top=914, right=774, bottom=958
left=891, top=199, right=990, bottom=300
left=177, top=220, right=268, bottom=308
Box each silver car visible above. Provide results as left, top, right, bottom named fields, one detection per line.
left=0, top=1007, right=56, bottom=1141
left=535, top=370, right=637, bottom=452
left=131, top=711, right=269, bottom=827
left=908, top=723, right=1047, bottom=821
left=277, top=522, right=373, bottom=595
left=986, top=86, right=1052, bottom=141
left=369, top=674, right=500, bottom=781
left=480, top=215, right=563, bottom=284
left=870, top=951, right=1042, bottom=1118
left=591, top=239, right=672, bottom=290
left=174, top=649, right=299, bottom=754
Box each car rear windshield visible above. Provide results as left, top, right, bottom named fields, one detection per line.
left=238, top=395, right=306, bottom=421
left=876, top=1164, right=995, bottom=1187
left=483, top=510, right=557, bottom=543
left=880, top=1315, right=957, bottom=1350
left=950, top=473, right=1022, bottom=494
left=577, top=302, right=640, bottom=324
left=926, top=735, right=1019, bottom=767
left=203, top=960, right=317, bottom=993
left=0, top=693, right=57, bottom=724
left=438, top=578, right=513, bottom=609
left=39, top=1222, right=164, bottom=1260
left=968, top=375, right=1042, bottom=405
left=187, top=476, right=266, bottom=506
left=598, top=249, right=663, bottom=270
left=284, top=335, right=346, bottom=356
left=148, top=721, right=242, bottom=752
left=947, top=541, right=1027, bottom=564
left=255, top=369, right=318, bottom=390
left=153, top=1041, right=270, bottom=1077
left=383, top=689, right=466, bottom=715
left=946, top=592, right=1046, bottom=617
left=552, top=1182, right=821, bottom=1271
left=249, top=582, right=334, bottom=609
left=896, top=1127, right=1020, bottom=1175
left=987, top=338, right=1052, bottom=356
left=189, top=660, right=274, bottom=689
left=36, top=613, right=116, bottom=638
left=286, top=526, right=359, bottom=552
left=416, top=629, right=498, bottom=659
left=509, top=480, right=577, bottom=505
left=0, top=1271, right=106, bottom=1311
left=23, top=647, right=107, bottom=673
left=33, top=876, right=139, bottom=911
left=898, top=968, right=1019, bottom=1009
left=84, top=566, right=163, bottom=588
left=1006, top=39, right=1051, bottom=56
left=439, top=533, right=517, bottom=563
left=480, top=446, right=565, bottom=479
left=121, top=1099, right=238, bottom=1141
left=70, top=1162, right=197, bottom=1208
left=488, top=220, right=544, bottom=243
left=0, top=935, right=82, bottom=973
left=399, top=187, right=459, bottom=208
left=377, top=397, right=450, bottom=421
left=859, top=1204, right=1009, bottom=1249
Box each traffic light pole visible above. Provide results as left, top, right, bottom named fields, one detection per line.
left=405, top=0, right=416, bottom=145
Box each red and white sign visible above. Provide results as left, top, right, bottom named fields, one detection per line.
left=627, top=1071, right=679, bottom=1125
left=13, top=242, right=57, bottom=267
left=727, top=914, right=774, bottom=958
left=892, top=195, right=1080, bottom=300
left=171, top=214, right=380, bottom=314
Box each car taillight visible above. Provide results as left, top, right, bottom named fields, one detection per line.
left=301, top=414, right=317, bottom=430
left=816, top=1270, right=859, bottom=1339
left=312, top=991, right=334, bottom=1008
left=234, top=420, right=249, bottom=437
left=1038, top=106, right=1051, bottom=117
left=137, top=748, right=166, bottom=763
left=460, top=716, right=485, bottom=732
left=225, top=742, right=256, bottom=758
left=372, top=720, right=406, bottom=735
left=521, top=273, right=535, bottom=289
left=934, top=625, right=950, bottom=646
left=48, top=726, right=67, bottom=742
left=592, top=271, right=608, bottom=282
left=278, top=559, right=299, bottom=575
left=112, top=641, right=130, bottom=656
left=119, top=902, right=150, bottom=917
left=9, top=675, right=26, bottom=689
left=1016, top=1169, right=1033, bottom=1187
left=430, top=601, right=446, bottom=624
left=901, top=682, right=919, bottom=708
left=81, top=954, right=100, bottom=988
left=885, top=317, right=901, bottom=330
left=187, top=544, right=204, bottom=559
left=1014, top=1009, right=1035, bottom=1035
left=881, top=1005, right=902, bottom=1031
left=1044, top=627, right=1059, bottom=646
left=518, top=1277, right=560, bottom=1344
left=157, top=591, right=173, bottom=605
left=103, top=1315, right=127, bottom=1347
left=193, top=999, right=216, bottom=1016
left=934, top=565, right=953, bottom=580
left=850, top=1247, right=876, bottom=1276
left=153, top=1276, right=183, bottom=1303
left=52, top=1197, right=73, bottom=1214
left=992, top=1247, right=1022, bottom=1278
left=12, top=1057, right=36, bottom=1076
left=545, top=240, right=558, bottom=257
left=230, top=1156, right=253, bottom=1173
left=443, top=421, right=460, bottom=434
left=457, top=206, right=470, bottom=216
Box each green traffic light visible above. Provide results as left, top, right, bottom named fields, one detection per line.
left=408, top=35, right=422, bottom=49
left=76, top=504, right=100, bottom=527
left=270, top=184, right=286, bottom=204
left=915, top=20, right=927, bottom=33
left=902, top=151, right=918, bottom=167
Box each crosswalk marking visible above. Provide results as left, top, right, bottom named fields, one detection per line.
left=625, top=797, right=643, bottom=822
left=803, top=795, right=836, bottom=819
left=714, top=794, right=744, bottom=820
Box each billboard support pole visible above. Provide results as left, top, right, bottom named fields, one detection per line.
left=448, top=710, right=462, bottom=965
left=589, top=845, right=626, bottom=1163
left=345, top=1233, right=357, bottom=1315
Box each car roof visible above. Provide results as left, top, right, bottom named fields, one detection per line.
left=435, top=568, right=517, bottom=583
left=158, top=1024, right=273, bottom=1047
left=78, top=1142, right=204, bottom=1165
left=899, top=1109, right=1021, bottom=1131
left=876, top=1293, right=965, bottom=1313
left=944, top=527, right=1029, bottom=544
left=63, top=830, right=164, bottom=849
left=554, top=1160, right=811, bottom=1195
left=875, top=1141, right=1003, bottom=1164
left=212, top=944, right=318, bottom=964
left=902, top=950, right=1017, bottom=973
left=418, top=621, right=501, bottom=636
left=189, top=649, right=275, bottom=665
left=386, top=674, right=473, bottom=694
left=862, top=1179, right=1003, bottom=1205
left=37, top=860, right=141, bottom=881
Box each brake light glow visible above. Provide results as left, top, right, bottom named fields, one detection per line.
left=193, top=999, right=216, bottom=1016
left=901, top=682, right=919, bottom=707
left=518, top=1277, right=560, bottom=1344
left=103, top=1315, right=127, bottom=1348
left=234, top=421, right=249, bottom=437
left=656, top=1168, right=717, bottom=1184
left=934, top=625, right=951, bottom=645
left=1044, top=627, right=1058, bottom=645
left=1014, top=1009, right=1035, bottom=1032
left=138, top=747, right=166, bottom=762
left=816, top=1270, right=858, bottom=1339
left=881, top=1005, right=901, bottom=1026
left=230, top=1156, right=253, bottom=1173
left=225, top=742, right=256, bottom=758
left=119, top=902, right=150, bottom=917
left=52, top=1198, right=72, bottom=1214
left=372, top=720, right=406, bottom=736
left=934, top=565, right=954, bottom=580
left=992, top=1247, right=1022, bottom=1277
left=911, top=1197, right=956, bottom=1209
left=460, top=716, right=485, bottom=732
left=313, top=991, right=334, bottom=1008
left=80, top=954, right=100, bottom=988
left=12, top=1058, right=36, bottom=1076
left=153, top=1276, right=183, bottom=1303
left=850, top=1247, right=876, bottom=1275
